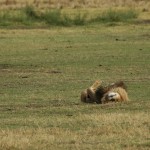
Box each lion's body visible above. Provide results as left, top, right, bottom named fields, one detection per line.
left=81, top=80, right=129, bottom=104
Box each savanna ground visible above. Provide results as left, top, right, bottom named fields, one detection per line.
left=0, top=1, right=150, bottom=150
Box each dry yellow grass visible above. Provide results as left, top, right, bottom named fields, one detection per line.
left=0, top=112, right=149, bottom=150
left=0, top=0, right=150, bottom=10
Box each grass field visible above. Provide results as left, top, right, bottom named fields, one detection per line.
left=0, top=8, right=150, bottom=150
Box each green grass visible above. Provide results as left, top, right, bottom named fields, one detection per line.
left=93, top=9, right=138, bottom=23
left=0, top=20, right=150, bottom=149
left=0, top=7, right=139, bottom=28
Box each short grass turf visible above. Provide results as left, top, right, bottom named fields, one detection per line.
left=0, top=24, right=150, bottom=149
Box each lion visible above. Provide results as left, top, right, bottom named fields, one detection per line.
left=81, top=80, right=129, bottom=104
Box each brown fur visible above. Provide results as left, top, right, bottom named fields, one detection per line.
left=80, top=80, right=101, bottom=103
left=81, top=80, right=129, bottom=104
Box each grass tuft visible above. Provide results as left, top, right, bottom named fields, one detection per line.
left=41, top=9, right=63, bottom=26
left=41, top=10, right=87, bottom=26
left=93, top=9, right=138, bottom=23
left=23, top=5, right=39, bottom=20
left=72, top=13, right=87, bottom=25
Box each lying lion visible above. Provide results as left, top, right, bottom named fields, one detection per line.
left=81, top=80, right=129, bottom=104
